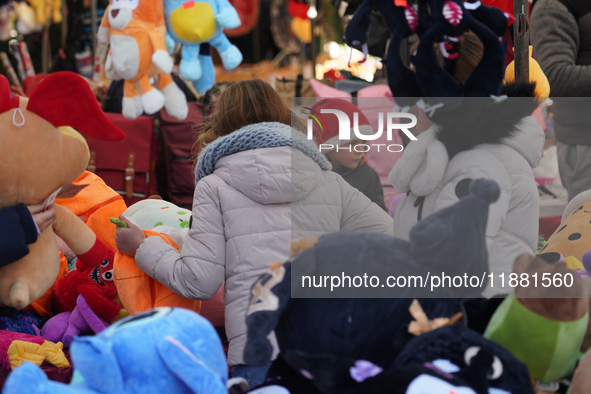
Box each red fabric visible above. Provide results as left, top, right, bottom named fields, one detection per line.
left=26, top=72, right=125, bottom=141
left=22, top=74, right=47, bottom=98
left=0, top=331, right=45, bottom=369
left=539, top=216, right=562, bottom=242
left=0, top=350, right=73, bottom=386
left=76, top=237, right=109, bottom=268
left=224, top=0, right=260, bottom=37
left=309, top=98, right=372, bottom=144
left=287, top=0, right=309, bottom=19
left=482, top=0, right=514, bottom=24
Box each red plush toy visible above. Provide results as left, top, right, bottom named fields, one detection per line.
left=52, top=248, right=125, bottom=324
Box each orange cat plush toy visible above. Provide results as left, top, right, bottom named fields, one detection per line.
left=98, top=0, right=188, bottom=121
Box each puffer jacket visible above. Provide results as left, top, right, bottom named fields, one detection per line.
left=135, top=122, right=393, bottom=365
left=389, top=116, right=544, bottom=298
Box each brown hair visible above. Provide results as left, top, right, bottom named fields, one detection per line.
left=195, top=79, right=304, bottom=154
left=411, top=32, right=484, bottom=85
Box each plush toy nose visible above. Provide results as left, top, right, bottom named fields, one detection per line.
left=111, top=8, right=120, bottom=18
left=183, top=0, right=195, bottom=9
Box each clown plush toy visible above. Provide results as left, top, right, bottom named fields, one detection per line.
left=0, top=72, right=125, bottom=310
left=164, top=0, right=243, bottom=94
left=98, top=0, right=189, bottom=120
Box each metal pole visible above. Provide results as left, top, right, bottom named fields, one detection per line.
left=513, top=0, right=529, bottom=82
left=91, top=0, right=98, bottom=57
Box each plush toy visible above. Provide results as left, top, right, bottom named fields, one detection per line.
left=245, top=179, right=500, bottom=393
left=0, top=72, right=124, bottom=310
left=114, top=199, right=201, bottom=315
left=375, top=324, right=535, bottom=394
left=98, top=0, right=189, bottom=120
left=4, top=308, right=229, bottom=394
left=28, top=0, right=62, bottom=25
left=0, top=330, right=68, bottom=371
left=505, top=46, right=550, bottom=99
left=570, top=347, right=591, bottom=394
left=164, top=0, right=243, bottom=94
left=538, top=190, right=591, bottom=271
left=42, top=294, right=111, bottom=348
left=287, top=0, right=311, bottom=43
left=484, top=254, right=589, bottom=384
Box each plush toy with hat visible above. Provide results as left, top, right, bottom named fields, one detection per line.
left=3, top=307, right=230, bottom=394
left=164, top=0, right=243, bottom=94
left=484, top=254, right=589, bottom=384
left=113, top=199, right=201, bottom=315
left=538, top=189, right=591, bottom=271
left=0, top=71, right=125, bottom=310
left=98, top=0, right=188, bottom=120
left=244, top=179, right=500, bottom=393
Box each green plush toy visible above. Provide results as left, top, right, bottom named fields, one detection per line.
left=484, top=254, right=589, bottom=384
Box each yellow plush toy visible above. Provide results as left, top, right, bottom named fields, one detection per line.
left=538, top=190, right=591, bottom=271
left=28, top=0, right=62, bottom=25
left=98, top=0, right=188, bottom=120
left=0, top=72, right=124, bottom=309
left=505, top=45, right=550, bottom=98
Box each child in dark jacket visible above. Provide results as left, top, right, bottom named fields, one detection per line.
left=311, top=99, right=386, bottom=210
left=0, top=203, right=56, bottom=268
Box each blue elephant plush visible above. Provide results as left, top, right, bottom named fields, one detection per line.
left=3, top=308, right=229, bottom=394
left=164, top=0, right=243, bottom=94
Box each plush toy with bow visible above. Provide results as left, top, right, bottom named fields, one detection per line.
left=164, top=0, right=243, bottom=94
left=0, top=72, right=124, bottom=310
left=245, top=179, right=500, bottom=393
left=3, top=308, right=229, bottom=394
left=98, top=0, right=189, bottom=120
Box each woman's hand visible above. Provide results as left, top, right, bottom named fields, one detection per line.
left=115, top=215, right=146, bottom=256
left=27, top=203, right=56, bottom=234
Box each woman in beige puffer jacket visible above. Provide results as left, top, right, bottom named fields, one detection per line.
left=115, top=79, right=393, bottom=387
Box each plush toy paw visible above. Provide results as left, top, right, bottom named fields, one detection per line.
left=180, top=59, right=202, bottom=81
left=152, top=50, right=174, bottom=75
left=217, top=7, right=241, bottom=29
left=162, top=83, right=189, bottom=120
left=97, top=27, right=110, bottom=46
left=140, top=88, right=166, bottom=115
left=3, top=362, right=47, bottom=394
left=193, top=55, right=215, bottom=95
left=165, top=33, right=176, bottom=54
left=122, top=96, right=143, bottom=120
left=219, top=45, right=243, bottom=71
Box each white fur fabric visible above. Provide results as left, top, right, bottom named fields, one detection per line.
left=388, top=125, right=449, bottom=196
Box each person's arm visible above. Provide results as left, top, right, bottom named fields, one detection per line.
left=338, top=175, right=394, bottom=235
left=134, top=179, right=226, bottom=300
left=530, top=0, right=591, bottom=97
left=0, top=204, right=42, bottom=268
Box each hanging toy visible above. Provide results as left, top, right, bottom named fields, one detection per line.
left=164, top=0, right=243, bottom=95
left=98, top=0, right=189, bottom=120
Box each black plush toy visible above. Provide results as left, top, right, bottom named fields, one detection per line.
left=344, top=0, right=511, bottom=112
left=244, top=179, right=503, bottom=394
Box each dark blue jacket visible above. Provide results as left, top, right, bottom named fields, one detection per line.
left=0, top=204, right=38, bottom=268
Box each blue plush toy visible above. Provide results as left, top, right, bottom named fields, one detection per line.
left=164, top=0, right=243, bottom=94
left=3, top=308, right=229, bottom=394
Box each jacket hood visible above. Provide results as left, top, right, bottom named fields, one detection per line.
left=198, top=122, right=332, bottom=205
left=499, top=115, right=545, bottom=168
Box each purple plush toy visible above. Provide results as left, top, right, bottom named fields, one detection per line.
left=42, top=294, right=109, bottom=348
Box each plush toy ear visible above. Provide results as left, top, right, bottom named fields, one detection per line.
left=69, top=336, right=125, bottom=394
left=244, top=263, right=293, bottom=367
left=26, top=71, right=125, bottom=141
left=158, top=332, right=227, bottom=394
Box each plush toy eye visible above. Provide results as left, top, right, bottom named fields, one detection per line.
left=464, top=346, right=503, bottom=380
left=101, top=259, right=109, bottom=268
left=102, top=269, right=114, bottom=281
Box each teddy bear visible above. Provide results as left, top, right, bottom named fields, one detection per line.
left=0, top=71, right=124, bottom=310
